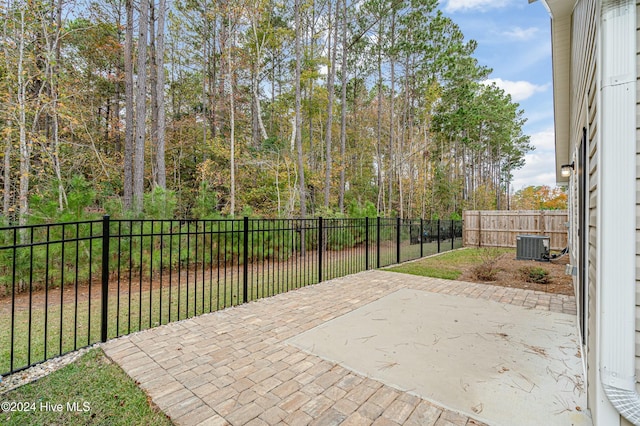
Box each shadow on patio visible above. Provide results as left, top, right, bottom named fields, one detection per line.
left=103, top=270, right=590, bottom=426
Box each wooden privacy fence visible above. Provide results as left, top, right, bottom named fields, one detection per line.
left=463, top=210, right=568, bottom=250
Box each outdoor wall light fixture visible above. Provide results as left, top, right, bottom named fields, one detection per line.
left=561, top=162, right=574, bottom=177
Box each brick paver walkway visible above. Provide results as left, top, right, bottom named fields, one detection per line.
left=102, top=270, right=576, bottom=426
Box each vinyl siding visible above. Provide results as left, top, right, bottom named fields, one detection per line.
left=587, top=65, right=598, bottom=404
left=636, top=0, right=640, bottom=392
left=570, top=0, right=599, bottom=408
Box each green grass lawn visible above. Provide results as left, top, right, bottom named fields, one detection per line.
left=386, top=247, right=511, bottom=280
left=0, top=348, right=172, bottom=426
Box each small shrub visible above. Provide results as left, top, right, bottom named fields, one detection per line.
left=472, top=262, right=499, bottom=281
left=519, top=265, right=551, bottom=284
left=471, top=248, right=502, bottom=281
left=191, top=181, right=220, bottom=219
left=144, top=187, right=177, bottom=219
left=347, top=201, right=377, bottom=218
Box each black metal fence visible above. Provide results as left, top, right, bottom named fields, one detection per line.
left=0, top=216, right=463, bottom=376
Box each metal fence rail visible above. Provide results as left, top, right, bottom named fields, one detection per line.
left=0, top=216, right=463, bottom=376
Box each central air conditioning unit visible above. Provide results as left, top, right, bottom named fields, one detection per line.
left=516, top=235, right=550, bottom=261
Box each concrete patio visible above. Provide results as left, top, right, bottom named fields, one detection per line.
left=102, top=270, right=590, bottom=426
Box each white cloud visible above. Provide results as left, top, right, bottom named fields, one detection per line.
left=522, top=108, right=554, bottom=128
left=511, top=153, right=557, bottom=190
left=483, top=78, right=550, bottom=102
left=444, top=0, right=511, bottom=13
left=528, top=128, right=555, bottom=151
left=511, top=128, right=557, bottom=190
left=503, top=26, right=539, bottom=41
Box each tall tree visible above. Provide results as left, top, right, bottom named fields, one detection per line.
left=2, top=1, right=14, bottom=219
left=323, top=0, right=338, bottom=209
left=294, top=0, right=307, bottom=217
left=246, top=0, right=270, bottom=145
left=227, top=7, right=236, bottom=216
left=44, top=0, right=67, bottom=211
left=154, top=0, right=167, bottom=188
left=387, top=6, right=396, bottom=214
left=338, top=0, right=347, bottom=213
left=0, top=0, right=535, bottom=221
left=375, top=1, right=384, bottom=212
left=133, top=0, right=149, bottom=213
left=123, top=0, right=134, bottom=210
left=16, top=6, right=31, bottom=226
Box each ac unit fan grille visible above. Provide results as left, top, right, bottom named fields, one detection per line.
left=516, top=235, right=550, bottom=261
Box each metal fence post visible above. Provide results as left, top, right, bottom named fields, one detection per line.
left=318, top=217, right=323, bottom=283
left=243, top=217, right=249, bottom=303
left=451, top=220, right=455, bottom=251
left=101, top=215, right=110, bottom=342
left=396, top=217, right=401, bottom=264
left=365, top=217, right=369, bottom=270
left=376, top=217, right=381, bottom=268
left=437, top=219, right=441, bottom=253
left=420, top=218, right=424, bottom=258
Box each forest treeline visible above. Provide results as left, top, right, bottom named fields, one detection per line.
left=0, top=0, right=532, bottom=225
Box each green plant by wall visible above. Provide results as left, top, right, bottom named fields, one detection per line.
left=518, top=265, right=550, bottom=284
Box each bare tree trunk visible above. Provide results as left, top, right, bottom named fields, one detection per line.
left=398, top=53, right=410, bottom=219
left=50, top=0, right=66, bottom=211
left=306, top=10, right=315, bottom=187
left=294, top=0, right=307, bottom=218
left=133, top=0, right=149, bottom=213
left=270, top=48, right=275, bottom=136
left=290, top=115, right=296, bottom=152
left=123, top=0, right=134, bottom=210
left=3, top=122, right=10, bottom=218
left=253, top=79, right=268, bottom=141
left=17, top=9, right=30, bottom=226
left=251, top=73, right=259, bottom=146
left=338, top=0, right=347, bottom=213
left=155, top=0, right=166, bottom=189
left=114, top=3, right=123, bottom=154
left=201, top=9, right=207, bottom=155
left=387, top=10, right=395, bottom=215
left=50, top=89, right=66, bottom=211
left=149, top=0, right=158, bottom=184
left=376, top=16, right=383, bottom=213
left=249, top=2, right=269, bottom=143
left=210, top=17, right=218, bottom=140
left=228, top=12, right=235, bottom=216
left=2, top=4, right=11, bottom=220
left=323, top=0, right=337, bottom=209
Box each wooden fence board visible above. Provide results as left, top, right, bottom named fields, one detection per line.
left=463, top=210, right=568, bottom=250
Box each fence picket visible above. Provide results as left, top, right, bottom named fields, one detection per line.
left=462, top=210, right=568, bottom=250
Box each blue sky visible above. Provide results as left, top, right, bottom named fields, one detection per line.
left=440, top=0, right=556, bottom=191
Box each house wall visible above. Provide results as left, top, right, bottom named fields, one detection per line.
left=635, top=0, right=640, bottom=397
left=570, top=0, right=599, bottom=412
left=572, top=0, right=640, bottom=423
left=554, top=0, right=640, bottom=421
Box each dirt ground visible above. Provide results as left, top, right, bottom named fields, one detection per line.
left=458, top=251, right=574, bottom=296
left=0, top=247, right=575, bottom=313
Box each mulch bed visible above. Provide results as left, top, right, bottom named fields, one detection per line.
left=457, top=252, right=574, bottom=296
